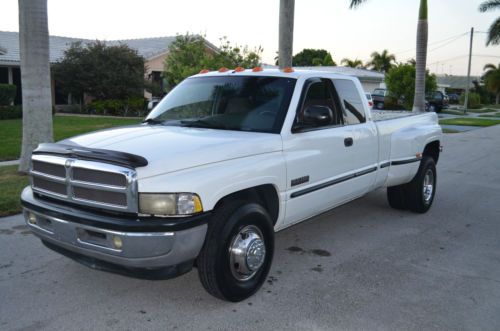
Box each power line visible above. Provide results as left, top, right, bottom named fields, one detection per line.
left=393, top=31, right=469, bottom=55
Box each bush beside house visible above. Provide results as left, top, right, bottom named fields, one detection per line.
left=460, top=92, right=481, bottom=109
left=0, top=84, right=17, bottom=106
left=0, top=84, right=22, bottom=119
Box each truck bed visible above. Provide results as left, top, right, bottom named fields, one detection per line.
left=371, top=110, right=422, bottom=121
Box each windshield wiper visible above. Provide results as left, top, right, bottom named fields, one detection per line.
left=142, top=118, right=164, bottom=125
left=180, top=119, right=229, bottom=130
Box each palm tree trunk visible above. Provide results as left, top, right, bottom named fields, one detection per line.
left=412, top=0, right=428, bottom=113
left=278, top=0, right=295, bottom=68
left=18, top=0, right=53, bottom=173
left=496, top=92, right=499, bottom=105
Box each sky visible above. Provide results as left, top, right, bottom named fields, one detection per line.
left=1, top=0, right=499, bottom=76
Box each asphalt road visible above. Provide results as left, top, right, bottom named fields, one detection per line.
left=1, top=125, right=500, bottom=331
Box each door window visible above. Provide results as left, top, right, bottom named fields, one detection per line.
left=293, top=78, right=343, bottom=131
left=333, top=79, right=366, bottom=125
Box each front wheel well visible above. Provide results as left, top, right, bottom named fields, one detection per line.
left=423, top=140, right=440, bottom=164
left=213, top=185, right=280, bottom=226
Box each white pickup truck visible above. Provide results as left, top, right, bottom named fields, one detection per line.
left=21, top=68, right=442, bottom=302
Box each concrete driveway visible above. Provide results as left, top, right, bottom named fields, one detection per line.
left=1, top=126, right=500, bottom=331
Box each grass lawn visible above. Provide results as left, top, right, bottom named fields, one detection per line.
left=479, top=112, right=500, bottom=118
left=0, top=116, right=141, bottom=161
left=442, top=128, right=461, bottom=134
left=441, top=109, right=466, bottom=116
left=0, top=166, right=29, bottom=217
left=439, top=117, right=500, bottom=127
left=465, top=108, right=498, bottom=114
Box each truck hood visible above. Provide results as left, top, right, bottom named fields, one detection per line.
left=62, top=124, right=283, bottom=178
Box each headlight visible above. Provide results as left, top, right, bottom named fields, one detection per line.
left=139, top=193, right=203, bottom=217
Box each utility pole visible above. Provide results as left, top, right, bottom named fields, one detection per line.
left=463, top=27, right=474, bottom=114
left=278, top=0, right=295, bottom=68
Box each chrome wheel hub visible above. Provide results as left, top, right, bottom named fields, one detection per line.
left=229, top=225, right=266, bottom=281
left=423, top=169, right=434, bottom=203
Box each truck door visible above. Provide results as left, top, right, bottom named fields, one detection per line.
left=283, top=77, right=367, bottom=225
left=331, top=78, right=379, bottom=197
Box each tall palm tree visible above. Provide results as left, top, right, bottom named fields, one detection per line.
left=483, top=63, right=500, bottom=104
left=18, top=0, right=53, bottom=173
left=341, top=58, right=365, bottom=68
left=351, top=0, right=428, bottom=112
left=367, top=50, right=396, bottom=72
left=479, top=0, right=500, bottom=45
left=278, top=0, right=295, bottom=68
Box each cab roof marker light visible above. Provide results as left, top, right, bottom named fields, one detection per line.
left=252, top=66, right=263, bottom=72
left=218, top=67, right=229, bottom=72
left=282, top=67, right=294, bottom=73
left=234, top=67, right=245, bottom=72
left=199, top=69, right=210, bottom=74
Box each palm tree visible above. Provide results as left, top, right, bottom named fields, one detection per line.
left=483, top=63, right=500, bottom=104
left=479, top=0, right=500, bottom=45
left=18, top=0, right=53, bottom=172
left=367, top=50, right=396, bottom=72
left=278, top=0, right=295, bottom=68
left=351, top=0, right=428, bottom=112
left=341, top=58, right=365, bottom=68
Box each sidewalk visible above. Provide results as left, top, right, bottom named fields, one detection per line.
left=0, top=159, right=19, bottom=167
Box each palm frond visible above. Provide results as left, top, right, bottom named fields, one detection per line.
left=483, top=63, right=498, bottom=71
left=349, top=0, right=368, bottom=9
left=479, top=0, right=500, bottom=12
left=486, top=16, right=500, bottom=45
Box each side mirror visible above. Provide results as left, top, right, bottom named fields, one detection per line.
left=303, top=105, right=333, bottom=126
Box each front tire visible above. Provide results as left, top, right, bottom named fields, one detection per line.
left=197, top=200, right=274, bottom=302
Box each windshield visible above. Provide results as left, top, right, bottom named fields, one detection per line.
left=146, top=76, right=297, bottom=133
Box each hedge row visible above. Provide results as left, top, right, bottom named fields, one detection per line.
left=0, top=106, right=22, bottom=120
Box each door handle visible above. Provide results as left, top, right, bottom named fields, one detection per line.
left=344, top=137, right=353, bottom=147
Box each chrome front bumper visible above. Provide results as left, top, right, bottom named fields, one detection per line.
left=21, top=186, right=208, bottom=273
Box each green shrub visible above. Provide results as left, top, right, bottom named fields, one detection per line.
left=0, top=106, right=22, bottom=120
left=87, top=98, right=145, bottom=116
left=460, top=92, right=481, bottom=109
left=0, top=84, right=17, bottom=106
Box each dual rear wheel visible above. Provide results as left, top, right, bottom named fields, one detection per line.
left=387, top=156, right=437, bottom=213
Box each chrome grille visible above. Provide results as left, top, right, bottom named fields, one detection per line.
left=30, top=154, right=138, bottom=212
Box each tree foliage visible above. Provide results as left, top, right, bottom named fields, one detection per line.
left=385, top=63, right=436, bottom=110
left=483, top=63, right=500, bottom=103
left=368, top=50, right=396, bottom=72
left=341, top=58, right=365, bottom=68
left=163, top=34, right=262, bottom=88
left=479, top=0, right=500, bottom=45
left=291, top=49, right=336, bottom=66
left=53, top=41, right=145, bottom=100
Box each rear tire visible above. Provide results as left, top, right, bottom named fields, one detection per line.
left=197, top=200, right=274, bottom=302
left=387, top=185, right=407, bottom=210
left=405, top=156, right=437, bottom=213
left=387, top=156, right=437, bottom=213
left=376, top=102, right=384, bottom=110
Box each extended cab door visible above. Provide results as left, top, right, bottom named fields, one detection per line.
left=282, top=77, right=378, bottom=226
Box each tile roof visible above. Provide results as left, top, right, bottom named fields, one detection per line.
left=0, top=31, right=181, bottom=65
left=436, top=75, right=483, bottom=89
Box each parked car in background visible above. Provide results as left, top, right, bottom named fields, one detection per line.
left=425, top=91, right=449, bottom=113
left=365, top=92, right=374, bottom=110
left=371, top=88, right=388, bottom=110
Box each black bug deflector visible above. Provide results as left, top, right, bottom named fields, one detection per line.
left=33, top=143, right=148, bottom=168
